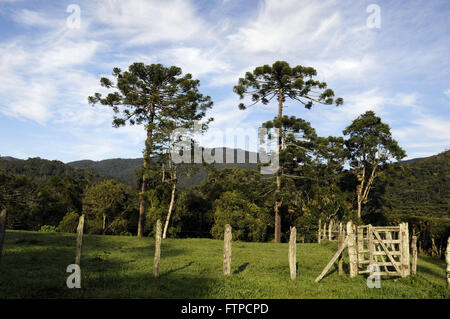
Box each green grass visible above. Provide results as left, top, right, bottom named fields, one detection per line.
left=0, top=230, right=448, bottom=299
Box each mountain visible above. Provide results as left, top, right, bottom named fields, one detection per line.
left=384, top=150, right=449, bottom=218
left=68, top=147, right=262, bottom=187
left=68, top=158, right=143, bottom=185
left=0, top=156, right=104, bottom=183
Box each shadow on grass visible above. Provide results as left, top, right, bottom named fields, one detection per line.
left=161, top=261, right=194, bottom=277
left=0, top=231, right=219, bottom=298
left=233, top=262, right=249, bottom=274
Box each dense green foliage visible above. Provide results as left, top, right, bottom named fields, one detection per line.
left=384, top=150, right=449, bottom=218
left=0, top=157, right=103, bottom=182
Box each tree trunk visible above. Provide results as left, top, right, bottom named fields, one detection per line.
left=356, top=167, right=365, bottom=219
left=102, top=214, right=106, bottom=233
left=138, top=112, right=154, bottom=237
left=163, top=164, right=177, bottom=239
left=274, top=89, right=283, bottom=243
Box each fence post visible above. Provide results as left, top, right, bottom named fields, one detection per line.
left=400, top=222, right=410, bottom=277
left=223, top=224, right=232, bottom=276
left=446, top=237, right=450, bottom=287
left=0, top=209, right=7, bottom=267
left=328, top=220, right=332, bottom=240
left=154, top=219, right=162, bottom=277
left=318, top=219, right=321, bottom=244
left=289, top=226, right=296, bottom=280
left=75, top=214, right=85, bottom=266
left=338, top=232, right=344, bottom=276
left=347, top=221, right=357, bottom=278
left=357, top=226, right=363, bottom=268
left=411, top=235, right=417, bottom=276
left=323, top=222, right=327, bottom=241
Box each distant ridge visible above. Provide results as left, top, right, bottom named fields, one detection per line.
left=68, top=147, right=262, bottom=186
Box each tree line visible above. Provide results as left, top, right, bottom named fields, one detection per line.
left=1, top=60, right=448, bottom=257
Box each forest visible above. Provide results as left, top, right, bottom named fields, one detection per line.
left=0, top=61, right=449, bottom=259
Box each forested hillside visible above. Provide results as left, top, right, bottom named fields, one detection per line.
left=68, top=147, right=259, bottom=187
left=384, top=150, right=449, bottom=218
left=0, top=156, right=104, bottom=183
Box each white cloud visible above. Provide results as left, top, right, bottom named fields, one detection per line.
left=94, top=0, right=208, bottom=46
left=227, top=0, right=342, bottom=54
left=12, top=9, right=59, bottom=27
left=158, top=47, right=231, bottom=77
left=444, top=89, right=450, bottom=98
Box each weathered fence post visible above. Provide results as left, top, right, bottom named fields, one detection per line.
left=318, top=219, right=322, bottom=244
left=154, top=219, right=162, bottom=277
left=446, top=237, right=450, bottom=287
left=323, top=222, right=327, bottom=241
left=289, top=226, right=296, bottom=280
left=223, top=224, right=232, bottom=276
left=75, top=214, right=85, bottom=266
left=0, top=209, right=8, bottom=266
left=338, top=232, right=344, bottom=275
left=357, top=226, right=364, bottom=268
left=400, top=222, right=410, bottom=277
left=347, top=221, right=357, bottom=278
left=328, top=220, right=333, bottom=240
left=411, top=235, right=417, bottom=276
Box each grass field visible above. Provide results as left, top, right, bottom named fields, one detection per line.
left=0, top=230, right=448, bottom=299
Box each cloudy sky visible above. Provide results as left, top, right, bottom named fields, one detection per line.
left=0, top=0, right=449, bottom=162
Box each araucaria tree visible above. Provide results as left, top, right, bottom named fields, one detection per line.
left=234, top=61, right=343, bottom=242
left=89, top=63, right=213, bottom=237
left=343, top=110, right=406, bottom=219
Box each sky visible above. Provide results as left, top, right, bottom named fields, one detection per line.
left=0, top=0, right=449, bottom=162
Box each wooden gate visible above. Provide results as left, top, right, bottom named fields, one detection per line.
left=357, top=223, right=410, bottom=277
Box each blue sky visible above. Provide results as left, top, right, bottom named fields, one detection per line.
left=0, top=0, right=449, bottom=162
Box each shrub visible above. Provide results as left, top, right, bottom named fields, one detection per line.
left=58, top=211, right=80, bottom=233
left=211, top=191, right=267, bottom=242
left=39, top=225, right=58, bottom=233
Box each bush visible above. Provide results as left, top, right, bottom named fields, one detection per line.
left=39, top=225, right=58, bottom=233
left=58, top=211, right=80, bottom=233
left=211, top=191, right=267, bottom=242
left=108, top=217, right=128, bottom=235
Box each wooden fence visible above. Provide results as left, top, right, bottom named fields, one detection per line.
left=356, top=223, right=410, bottom=277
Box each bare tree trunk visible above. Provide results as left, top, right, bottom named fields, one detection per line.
left=356, top=167, right=365, bottom=219
left=138, top=113, right=154, bottom=237
left=102, top=214, right=106, bottom=233
left=318, top=218, right=321, bottom=244
left=163, top=164, right=177, bottom=239
left=274, top=89, right=283, bottom=243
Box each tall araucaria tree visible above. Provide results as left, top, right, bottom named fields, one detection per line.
left=89, top=63, right=213, bottom=237
left=233, top=61, right=343, bottom=242
left=343, top=110, right=406, bottom=219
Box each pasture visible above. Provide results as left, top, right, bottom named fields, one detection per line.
left=0, top=230, right=448, bottom=299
